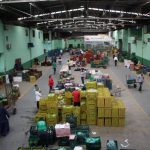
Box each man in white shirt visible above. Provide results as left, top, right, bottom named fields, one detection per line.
left=114, top=56, right=118, bottom=66
left=35, top=90, right=42, bottom=109
left=137, top=73, right=144, bottom=91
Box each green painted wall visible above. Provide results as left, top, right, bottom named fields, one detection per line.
left=66, top=38, right=84, bottom=48
left=51, top=39, right=63, bottom=49
left=0, top=21, right=4, bottom=53
left=113, top=26, right=150, bottom=66
left=0, top=21, right=46, bottom=72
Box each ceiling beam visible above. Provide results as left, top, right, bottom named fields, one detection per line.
left=22, top=17, right=150, bottom=22
left=0, top=0, right=58, bottom=4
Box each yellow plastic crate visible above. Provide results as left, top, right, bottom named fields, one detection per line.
left=80, top=101, right=86, bottom=111
left=104, top=97, right=112, bottom=108
left=47, top=93, right=56, bottom=101
left=46, top=100, right=58, bottom=108
left=112, top=118, right=118, bottom=127
left=86, top=89, right=98, bottom=96
left=81, top=120, right=87, bottom=125
left=81, top=111, right=87, bottom=119
left=46, top=114, right=57, bottom=122
left=97, top=96, right=105, bottom=107
left=104, top=108, right=112, bottom=117
left=65, top=98, right=72, bottom=105
left=87, top=118, right=97, bottom=125
left=98, top=108, right=104, bottom=117
left=86, top=81, right=97, bottom=89
left=80, top=91, right=87, bottom=98
left=65, top=91, right=73, bottom=99
left=112, top=102, right=119, bottom=117
left=86, top=99, right=97, bottom=105
left=30, top=76, right=36, bottom=83
left=97, top=83, right=104, bottom=89
left=97, top=118, right=104, bottom=127
left=39, top=100, right=47, bottom=111
left=87, top=113, right=97, bottom=120
left=73, top=106, right=80, bottom=115
left=62, top=105, right=73, bottom=113
left=35, top=112, right=46, bottom=122
left=47, top=107, right=58, bottom=115
left=105, top=118, right=112, bottom=127
left=118, top=118, right=125, bottom=127
left=118, top=100, right=126, bottom=117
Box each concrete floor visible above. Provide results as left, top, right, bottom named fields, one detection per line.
left=1, top=53, right=150, bottom=150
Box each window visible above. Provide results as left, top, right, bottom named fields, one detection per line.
left=32, top=30, right=35, bottom=37
left=6, top=36, right=8, bottom=42
left=38, top=32, right=40, bottom=39
left=147, top=25, right=150, bottom=33
left=25, top=29, right=28, bottom=36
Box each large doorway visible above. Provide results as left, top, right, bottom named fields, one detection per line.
left=119, top=39, right=122, bottom=51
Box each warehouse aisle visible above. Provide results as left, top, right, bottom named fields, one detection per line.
left=0, top=54, right=68, bottom=150
left=1, top=53, right=150, bottom=150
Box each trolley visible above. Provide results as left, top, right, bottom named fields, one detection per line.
left=126, top=75, right=137, bottom=88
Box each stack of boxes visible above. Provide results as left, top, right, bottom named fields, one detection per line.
left=86, top=81, right=97, bottom=89
left=62, top=105, right=73, bottom=122
left=65, top=91, right=73, bottom=105
left=46, top=94, right=58, bottom=125
left=97, top=87, right=126, bottom=127
left=86, top=89, right=98, bottom=125
left=112, top=99, right=126, bottom=127
left=80, top=91, right=87, bottom=125
left=30, top=76, right=36, bottom=83
left=73, top=107, right=80, bottom=125
left=34, top=81, right=126, bottom=127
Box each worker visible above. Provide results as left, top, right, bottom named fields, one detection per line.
left=58, top=56, right=62, bottom=65
left=48, top=75, right=54, bottom=93
left=67, top=60, right=71, bottom=70
left=72, top=88, right=80, bottom=106
left=35, top=85, right=42, bottom=109
left=0, top=105, right=10, bottom=136
left=114, top=55, right=118, bottom=66
left=137, top=73, right=144, bottom=91
left=37, top=118, right=48, bottom=147
left=81, top=68, right=86, bottom=84
left=52, top=61, right=57, bottom=75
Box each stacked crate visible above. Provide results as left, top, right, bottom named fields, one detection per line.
left=86, top=81, right=97, bottom=89
left=111, top=99, right=126, bottom=127
left=46, top=94, right=58, bottom=125
left=86, top=89, right=98, bottom=125
left=73, top=106, right=80, bottom=125
left=97, top=88, right=113, bottom=127
left=80, top=91, right=87, bottom=125
left=62, top=105, right=73, bottom=122
left=65, top=91, right=73, bottom=105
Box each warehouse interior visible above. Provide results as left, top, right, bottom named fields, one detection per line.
left=0, top=0, right=150, bottom=150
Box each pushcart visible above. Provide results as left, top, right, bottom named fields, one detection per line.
left=126, top=75, right=137, bottom=88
